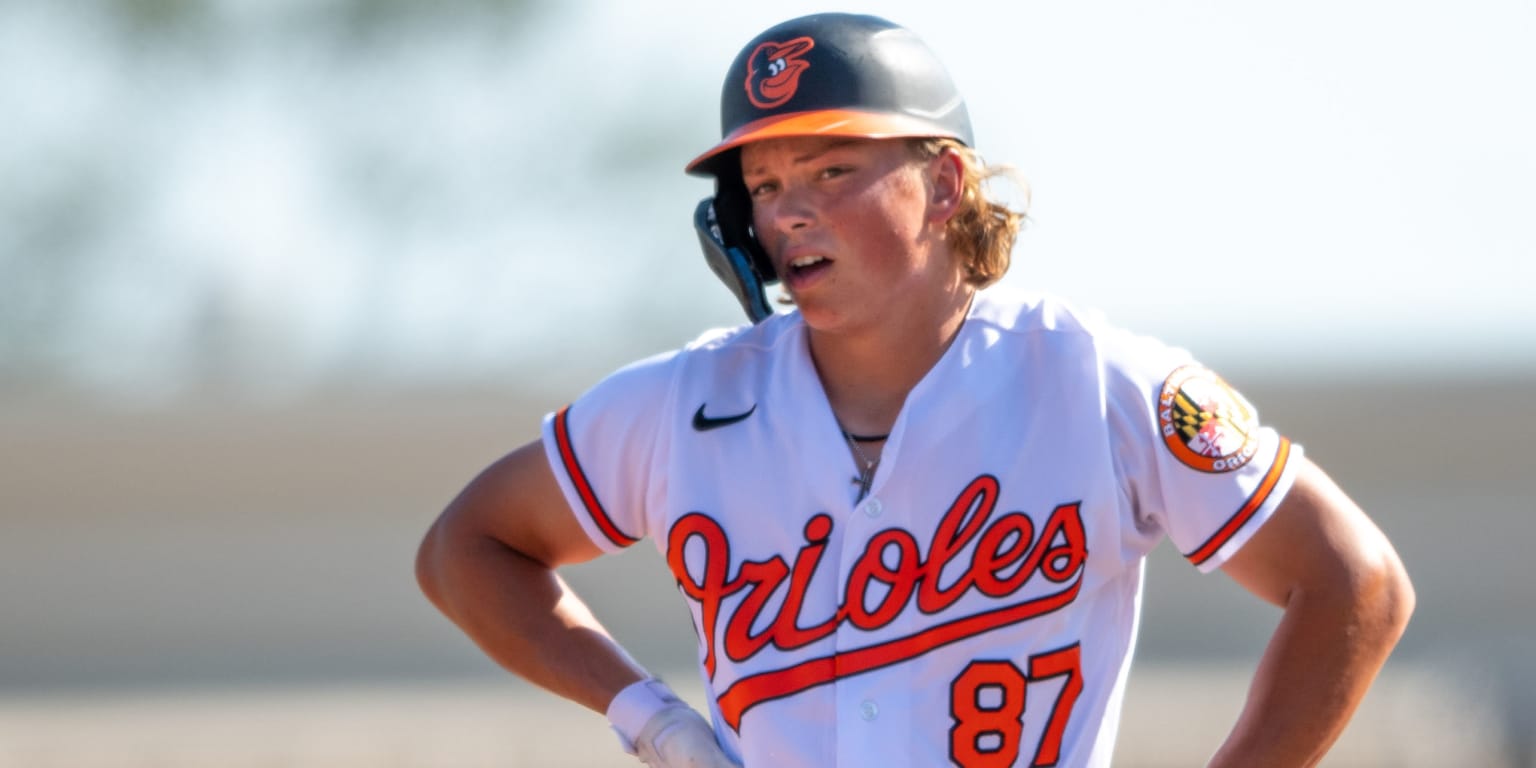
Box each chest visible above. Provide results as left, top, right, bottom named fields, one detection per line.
left=658, top=387, right=1129, bottom=666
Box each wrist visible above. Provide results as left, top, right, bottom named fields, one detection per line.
left=606, top=677, right=685, bottom=754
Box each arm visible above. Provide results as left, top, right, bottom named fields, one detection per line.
left=415, top=439, right=647, bottom=713
left=1208, top=457, right=1415, bottom=768
left=416, top=440, right=742, bottom=768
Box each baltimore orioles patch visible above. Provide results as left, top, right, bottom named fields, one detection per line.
left=1158, top=365, right=1261, bottom=473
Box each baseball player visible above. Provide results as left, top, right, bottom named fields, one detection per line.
left=417, top=13, right=1414, bottom=767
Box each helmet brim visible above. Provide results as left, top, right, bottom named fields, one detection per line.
left=685, top=108, right=968, bottom=177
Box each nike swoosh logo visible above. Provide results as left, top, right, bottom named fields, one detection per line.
left=692, top=403, right=757, bottom=432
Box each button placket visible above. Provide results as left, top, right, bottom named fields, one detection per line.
left=860, top=497, right=883, bottom=518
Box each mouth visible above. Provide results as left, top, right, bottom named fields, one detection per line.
left=780, top=252, right=833, bottom=286
left=789, top=253, right=828, bottom=271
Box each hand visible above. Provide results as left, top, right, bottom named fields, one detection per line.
left=634, top=704, right=742, bottom=768
left=608, top=678, right=742, bottom=768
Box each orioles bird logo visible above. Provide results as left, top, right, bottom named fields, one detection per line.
left=745, top=37, right=815, bottom=109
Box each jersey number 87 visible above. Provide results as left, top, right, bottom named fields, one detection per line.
left=948, top=644, right=1082, bottom=767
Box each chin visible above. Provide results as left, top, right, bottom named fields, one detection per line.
left=799, top=302, right=876, bottom=337
left=794, top=302, right=843, bottom=332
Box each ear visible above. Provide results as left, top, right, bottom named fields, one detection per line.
left=926, top=147, right=965, bottom=226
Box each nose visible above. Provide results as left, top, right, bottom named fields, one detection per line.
left=758, top=185, right=815, bottom=238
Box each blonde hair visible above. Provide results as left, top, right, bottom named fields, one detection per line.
left=910, top=138, right=1028, bottom=287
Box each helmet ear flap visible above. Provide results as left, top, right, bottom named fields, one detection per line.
left=711, top=162, right=775, bottom=282
left=693, top=198, right=773, bottom=323
left=692, top=157, right=776, bottom=323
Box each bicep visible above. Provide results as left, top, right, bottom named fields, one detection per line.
left=435, top=439, right=604, bottom=569
left=1220, top=456, right=1403, bottom=608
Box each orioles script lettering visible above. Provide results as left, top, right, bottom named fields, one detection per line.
left=665, top=474, right=1089, bottom=729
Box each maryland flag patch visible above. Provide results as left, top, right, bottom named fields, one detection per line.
left=1158, top=365, right=1261, bottom=473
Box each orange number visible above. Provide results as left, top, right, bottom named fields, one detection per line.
left=949, top=660, right=1026, bottom=768
left=949, top=644, right=1083, bottom=768
left=1025, top=644, right=1082, bottom=766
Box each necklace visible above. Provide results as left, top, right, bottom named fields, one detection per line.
left=842, top=429, right=882, bottom=502
left=844, top=430, right=890, bottom=443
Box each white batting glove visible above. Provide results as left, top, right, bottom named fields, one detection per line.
left=607, top=678, right=742, bottom=768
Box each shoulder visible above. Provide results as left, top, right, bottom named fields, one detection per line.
left=969, top=287, right=1180, bottom=359
left=679, top=311, right=802, bottom=357
left=967, top=287, right=1198, bottom=407
left=969, top=286, right=1122, bottom=338
left=585, top=312, right=804, bottom=396
left=668, top=311, right=805, bottom=380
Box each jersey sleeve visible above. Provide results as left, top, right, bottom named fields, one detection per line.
left=1102, top=328, right=1304, bottom=573
left=540, top=349, right=680, bottom=554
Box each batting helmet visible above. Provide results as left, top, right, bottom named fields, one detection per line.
left=688, top=13, right=973, bottom=323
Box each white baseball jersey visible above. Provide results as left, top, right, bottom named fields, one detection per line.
left=541, top=289, right=1300, bottom=767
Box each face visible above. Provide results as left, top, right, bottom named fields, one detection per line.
left=739, top=136, right=961, bottom=333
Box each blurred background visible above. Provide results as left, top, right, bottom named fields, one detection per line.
left=1, top=0, right=1531, bottom=765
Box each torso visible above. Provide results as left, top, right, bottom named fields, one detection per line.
left=544, top=290, right=1300, bottom=767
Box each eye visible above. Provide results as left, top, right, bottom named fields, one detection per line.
left=818, top=165, right=852, bottom=180
left=747, top=180, right=778, bottom=199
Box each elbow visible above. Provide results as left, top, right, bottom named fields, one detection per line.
left=415, top=520, right=451, bottom=611
left=1383, top=555, right=1416, bottom=638
left=1361, top=547, right=1416, bottom=647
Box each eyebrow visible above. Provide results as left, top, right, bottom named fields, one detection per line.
left=792, top=139, right=861, bottom=164
left=743, top=139, right=862, bottom=177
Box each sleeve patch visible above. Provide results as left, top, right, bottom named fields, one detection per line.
left=1157, top=365, right=1261, bottom=473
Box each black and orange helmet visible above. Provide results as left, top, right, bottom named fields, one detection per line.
left=687, top=13, right=974, bottom=176
left=688, top=14, right=973, bottom=323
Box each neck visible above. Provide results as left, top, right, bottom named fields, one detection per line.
left=809, top=284, right=975, bottom=437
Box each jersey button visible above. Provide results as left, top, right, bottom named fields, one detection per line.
left=859, top=699, right=879, bottom=721
left=861, top=498, right=883, bottom=518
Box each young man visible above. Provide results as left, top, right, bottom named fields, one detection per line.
left=416, top=13, right=1413, bottom=767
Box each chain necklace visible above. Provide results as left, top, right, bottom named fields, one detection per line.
left=842, top=429, right=884, bottom=502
